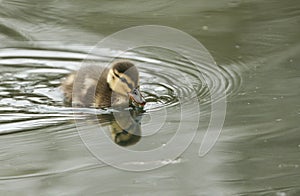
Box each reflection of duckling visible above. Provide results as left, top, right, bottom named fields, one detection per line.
left=97, top=110, right=143, bottom=146
left=61, top=60, right=146, bottom=108
left=110, top=120, right=141, bottom=146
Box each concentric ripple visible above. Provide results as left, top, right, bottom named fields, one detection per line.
left=116, top=47, right=243, bottom=112
left=70, top=24, right=243, bottom=170
left=0, top=46, right=242, bottom=135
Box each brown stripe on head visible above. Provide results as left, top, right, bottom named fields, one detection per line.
left=107, top=60, right=140, bottom=97
left=111, top=60, right=139, bottom=86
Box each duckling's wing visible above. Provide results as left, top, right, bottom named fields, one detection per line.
left=61, top=65, right=107, bottom=107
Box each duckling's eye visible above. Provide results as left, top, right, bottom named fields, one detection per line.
left=120, top=77, right=126, bottom=82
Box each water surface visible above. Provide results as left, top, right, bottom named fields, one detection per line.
left=0, top=0, right=300, bottom=195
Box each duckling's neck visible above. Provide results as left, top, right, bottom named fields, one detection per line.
left=94, top=69, right=113, bottom=107
left=94, top=69, right=130, bottom=108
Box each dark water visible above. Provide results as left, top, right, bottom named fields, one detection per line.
left=0, top=0, right=300, bottom=195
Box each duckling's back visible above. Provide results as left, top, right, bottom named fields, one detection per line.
left=61, top=65, right=111, bottom=107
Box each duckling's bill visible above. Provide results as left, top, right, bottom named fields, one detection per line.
left=128, top=88, right=146, bottom=108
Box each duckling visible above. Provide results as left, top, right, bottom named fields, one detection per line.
left=61, top=60, right=146, bottom=108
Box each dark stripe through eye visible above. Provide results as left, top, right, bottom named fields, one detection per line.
left=113, top=70, right=120, bottom=78
left=120, top=77, right=133, bottom=89
left=113, top=70, right=133, bottom=89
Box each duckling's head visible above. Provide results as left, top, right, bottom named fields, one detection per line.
left=107, top=60, right=146, bottom=108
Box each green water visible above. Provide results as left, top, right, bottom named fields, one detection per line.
left=0, top=0, right=299, bottom=195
